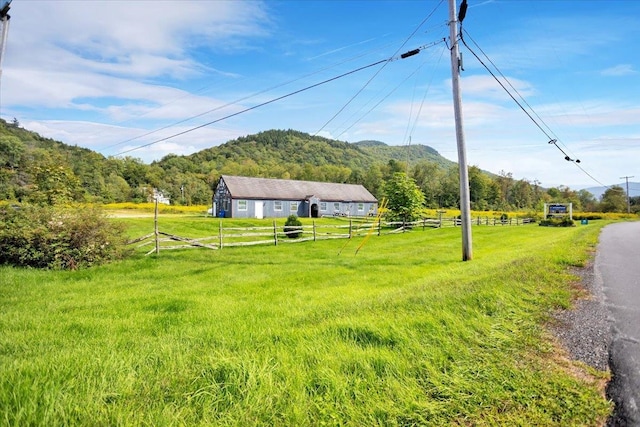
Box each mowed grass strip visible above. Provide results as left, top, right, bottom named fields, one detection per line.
left=0, top=220, right=612, bottom=426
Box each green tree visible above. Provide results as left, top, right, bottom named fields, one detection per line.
left=382, top=159, right=407, bottom=180
left=104, top=173, right=131, bottom=203
left=29, top=160, right=83, bottom=205
left=547, top=187, right=561, bottom=199
left=495, top=171, right=514, bottom=210
left=383, top=172, right=425, bottom=222
left=577, top=189, right=598, bottom=212
left=630, top=196, right=640, bottom=214
left=0, top=135, right=25, bottom=169
left=363, top=164, right=384, bottom=200
left=509, top=179, right=533, bottom=209
left=600, top=185, right=627, bottom=212
left=468, top=166, right=492, bottom=210
left=411, top=160, right=444, bottom=208
left=439, top=166, right=460, bottom=208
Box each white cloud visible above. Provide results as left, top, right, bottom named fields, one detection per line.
left=601, top=64, right=636, bottom=77
left=2, top=0, right=639, bottom=191
left=460, top=75, right=536, bottom=101
left=2, top=1, right=271, bottom=110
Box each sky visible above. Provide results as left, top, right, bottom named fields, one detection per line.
left=0, top=0, right=639, bottom=191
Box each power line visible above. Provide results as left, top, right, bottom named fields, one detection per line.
left=459, top=28, right=610, bottom=188
left=113, top=59, right=388, bottom=157
left=113, top=33, right=448, bottom=157
left=332, top=40, right=447, bottom=140
left=102, top=37, right=406, bottom=153
left=313, top=0, right=446, bottom=137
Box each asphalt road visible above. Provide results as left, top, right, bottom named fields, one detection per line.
left=596, top=221, right=640, bottom=426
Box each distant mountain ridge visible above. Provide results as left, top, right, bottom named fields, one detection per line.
left=583, top=183, right=640, bottom=199
left=178, top=129, right=457, bottom=173
left=353, top=139, right=453, bottom=169
left=6, top=121, right=623, bottom=211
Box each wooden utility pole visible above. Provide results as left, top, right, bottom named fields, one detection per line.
left=448, top=0, right=473, bottom=261
left=620, top=175, right=634, bottom=214
left=0, top=1, right=11, bottom=93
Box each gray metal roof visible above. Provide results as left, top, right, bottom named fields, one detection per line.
left=221, top=175, right=377, bottom=202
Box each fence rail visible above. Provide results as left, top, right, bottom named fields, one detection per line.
left=128, top=210, right=535, bottom=255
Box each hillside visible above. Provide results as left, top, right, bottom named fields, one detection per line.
left=354, top=139, right=455, bottom=169
left=0, top=122, right=460, bottom=205
left=173, top=130, right=455, bottom=174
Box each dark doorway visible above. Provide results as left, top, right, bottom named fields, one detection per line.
left=311, top=203, right=319, bottom=218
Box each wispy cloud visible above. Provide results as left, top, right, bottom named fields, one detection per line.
left=601, top=64, right=637, bottom=76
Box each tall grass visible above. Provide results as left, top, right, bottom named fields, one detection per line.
left=0, top=221, right=612, bottom=425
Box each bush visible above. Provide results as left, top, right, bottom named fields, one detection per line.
left=0, top=204, right=131, bottom=270
left=283, top=215, right=303, bottom=239
left=573, top=213, right=603, bottom=220
left=539, top=217, right=575, bottom=227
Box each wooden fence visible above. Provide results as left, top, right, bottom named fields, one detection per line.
left=128, top=207, right=535, bottom=255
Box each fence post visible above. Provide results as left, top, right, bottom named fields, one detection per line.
left=273, top=220, right=278, bottom=246
left=313, top=220, right=317, bottom=241
left=378, top=218, right=381, bottom=236
left=219, top=220, right=223, bottom=249
left=349, top=219, right=353, bottom=238
left=154, top=199, right=159, bottom=255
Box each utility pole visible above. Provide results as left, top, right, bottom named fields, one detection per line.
left=0, top=1, right=11, bottom=108
left=620, top=175, right=634, bottom=214
left=449, top=0, right=472, bottom=261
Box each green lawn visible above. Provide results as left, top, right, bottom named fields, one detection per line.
left=0, top=219, right=612, bottom=426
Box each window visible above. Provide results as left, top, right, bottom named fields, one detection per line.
left=238, top=200, right=247, bottom=211
left=320, top=202, right=327, bottom=211
left=274, top=201, right=283, bottom=211
left=290, top=201, right=298, bottom=211
left=334, top=202, right=340, bottom=211
left=358, top=203, right=364, bottom=211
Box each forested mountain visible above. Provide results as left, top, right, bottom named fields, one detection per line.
left=2, top=119, right=634, bottom=212
left=165, top=130, right=455, bottom=176
left=354, top=140, right=454, bottom=170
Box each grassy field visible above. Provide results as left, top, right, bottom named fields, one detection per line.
left=0, top=217, right=613, bottom=426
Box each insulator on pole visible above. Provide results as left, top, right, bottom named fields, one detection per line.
left=400, top=49, right=420, bottom=59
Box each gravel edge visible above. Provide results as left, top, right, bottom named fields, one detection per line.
left=549, top=259, right=611, bottom=372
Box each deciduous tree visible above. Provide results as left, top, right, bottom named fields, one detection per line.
left=383, top=172, right=425, bottom=222
left=600, top=185, right=627, bottom=212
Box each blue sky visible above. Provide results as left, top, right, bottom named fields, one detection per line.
left=1, top=0, right=639, bottom=190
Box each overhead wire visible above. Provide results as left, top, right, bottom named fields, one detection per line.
left=332, top=39, right=447, bottom=140
left=313, top=0, right=446, bottom=137
left=102, top=38, right=404, bottom=154
left=99, top=79, right=243, bottom=151
left=113, top=1, right=448, bottom=157
left=458, top=26, right=610, bottom=188
left=113, top=59, right=388, bottom=156
left=404, top=41, right=447, bottom=146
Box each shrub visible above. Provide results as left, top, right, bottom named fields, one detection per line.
left=573, top=213, right=604, bottom=221
left=0, top=204, right=131, bottom=270
left=539, top=217, right=575, bottom=227
left=283, top=215, right=303, bottom=239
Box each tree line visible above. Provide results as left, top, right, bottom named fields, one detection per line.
left=0, top=121, right=636, bottom=213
